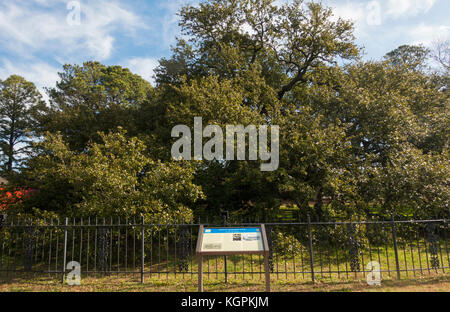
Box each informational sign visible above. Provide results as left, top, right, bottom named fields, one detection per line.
left=200, top=227, right=264, bottom=253
left=196, top=224, right=271, bottom=292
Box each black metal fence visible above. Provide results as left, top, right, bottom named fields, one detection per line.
left=0, top=215, right=448, bottom=284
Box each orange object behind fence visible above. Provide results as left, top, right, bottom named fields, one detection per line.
left=0, top=187, right=35, bottom=211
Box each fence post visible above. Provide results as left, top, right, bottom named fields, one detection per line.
left=24, top=219, right=34, bottom=272
left=141, top=216, right=145, bottom=284
left=62, top=217, right=68, bottom=284
left=307, top=214, right=315, bottom=283
left=222, top=211, right=228, bottom=283
left=391, top=214, right=401, bottom=279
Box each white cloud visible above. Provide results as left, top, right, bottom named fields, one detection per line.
left=327, top=1, right=369, bottom=37
left=0, top=59, right=60, bottom=103
left=240, top=22, right=257, bottom=36
left=386, top=0, right=436, bottom=19
left=327, top=0, right=438, bottom=32
left=85, top=35, right=115, bottom=61
left=157, top=0, right=200, bottom=47
left=0, top=0, right=146, bottom=61
left=124, top=57, right=159, bottom=85
left=407, top=23, right=450, bottom=46
left=160, top=12, right=181, bottom=48
left=331, top=2, right=366, bottom=24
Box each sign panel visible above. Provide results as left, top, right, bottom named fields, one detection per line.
left=196, top=224, right=270, bottom=292
left=200, top=227, right=264, bottom=253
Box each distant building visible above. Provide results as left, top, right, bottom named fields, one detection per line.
left=0, top=177, right=8, bottom=185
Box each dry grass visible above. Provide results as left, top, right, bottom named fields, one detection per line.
left=0, top=272, right=448, bottom=292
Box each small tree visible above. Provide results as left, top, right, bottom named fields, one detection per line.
left=41, top=62, right=153, bottom=152
left=432, top=39, right=450, bottom=72
left=0, top=75, right=45, bottom=173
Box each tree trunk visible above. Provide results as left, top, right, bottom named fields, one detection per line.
left=314, top=187, right=323, bottom=221
left=7, top=133, right=14, bottom=173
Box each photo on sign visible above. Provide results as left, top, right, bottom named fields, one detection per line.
left=204, top=243, right=221, bottom=250
left=243, top=234, right=260, bottom=241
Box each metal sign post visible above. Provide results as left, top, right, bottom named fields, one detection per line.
left=196, top=224, right=270, bottom=292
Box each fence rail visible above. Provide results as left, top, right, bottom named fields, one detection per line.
left=0, top=215, right=448, bottom=284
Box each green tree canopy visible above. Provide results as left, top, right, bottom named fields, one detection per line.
left=19, top=129, right=202, bottom=220
left=40, top=62, right=153, bottom=151
left=385, top=44, right=431, bottom=71
left=157, top=0, right=359, bottom=98
left=5, top=0, right=448, bottom=221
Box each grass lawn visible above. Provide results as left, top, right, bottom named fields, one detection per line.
left=0, top=272, right=448, bottom=292
left=1, top=243, right=448, bottom=292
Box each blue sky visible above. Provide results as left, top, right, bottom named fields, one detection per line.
left=0, top=0, right=448, bottom=98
